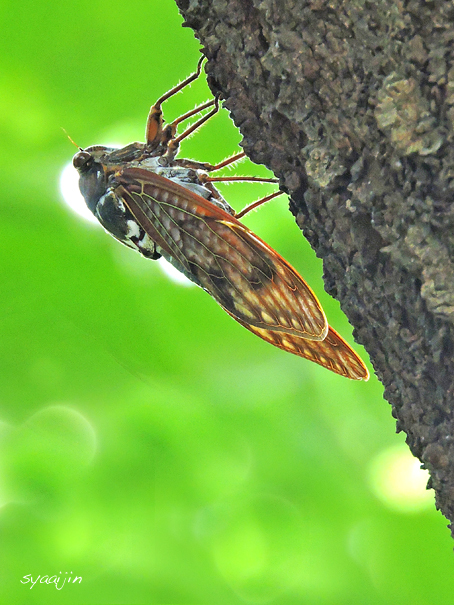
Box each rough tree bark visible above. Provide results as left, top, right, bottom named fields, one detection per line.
left=175, top=0, right=454, bottom=535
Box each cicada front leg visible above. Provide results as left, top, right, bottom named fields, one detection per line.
left=164, top=95, right=220, bottom=161
left=145, top=56, right=207, bottom=149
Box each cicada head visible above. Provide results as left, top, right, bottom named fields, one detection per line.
left=73, top=143, right=151, bottom=215
left=73, top=146, right=116, bottom=214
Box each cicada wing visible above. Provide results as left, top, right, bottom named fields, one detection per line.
left=232, top=317, right=369, bottom=380
left=117, top=167, right=328, bottom=341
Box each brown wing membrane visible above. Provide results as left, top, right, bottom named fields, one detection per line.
left=118, top=167, right=328, bottom=341
left=233, top=319, right=369, bottom=380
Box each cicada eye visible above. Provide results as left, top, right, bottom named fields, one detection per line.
left=73, top=150, right=93, bottom=171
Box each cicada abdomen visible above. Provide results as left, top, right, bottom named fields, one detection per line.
left=72, top=59, right=369, bottom=380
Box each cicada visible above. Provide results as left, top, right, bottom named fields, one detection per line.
left=72, top=58, right=369, bottom=380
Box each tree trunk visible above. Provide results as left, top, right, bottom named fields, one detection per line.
left=175, top=0, right=454, bottom=535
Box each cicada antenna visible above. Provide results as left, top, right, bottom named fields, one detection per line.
left=62, top=127, right=83, bottom=151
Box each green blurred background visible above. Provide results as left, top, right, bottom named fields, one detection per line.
left=1, top=1, right=453, bottom=603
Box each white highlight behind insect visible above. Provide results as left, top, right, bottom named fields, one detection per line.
left=60, top=161, right=100, bottom=224
left=59, top=161, right=194, bottom=287
left=368, top=445, right=433, bottom=512
left=158, top=258, right=193, bottom=286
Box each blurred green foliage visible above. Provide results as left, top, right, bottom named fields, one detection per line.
left=1, top=1, right=454, bottom=603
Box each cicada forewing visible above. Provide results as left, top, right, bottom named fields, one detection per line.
left=116, top=167, right=329, bottom=342
left=232, top=318, right=369, bottom=380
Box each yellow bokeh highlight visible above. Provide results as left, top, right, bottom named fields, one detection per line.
left=368, top=445, right=433, bottom=513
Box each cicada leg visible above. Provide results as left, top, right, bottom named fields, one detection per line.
left=206, top=152, right=246, bottom=170
left=145, top=56, right=205, bottom=148
left=200, top=154, right=283, bottom=218
left=235, top=190, right=284, bottom=218
left=160, top=98, right=216, bottom=148
left=165, top=95, right=220, bottom=160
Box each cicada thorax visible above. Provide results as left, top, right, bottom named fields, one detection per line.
left=72, top=59, right=369, bottom=380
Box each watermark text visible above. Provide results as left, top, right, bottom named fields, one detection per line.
left=21, top=572, right=82, bottom=590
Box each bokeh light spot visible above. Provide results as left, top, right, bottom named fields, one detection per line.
left=368, top=445, right=433, bottom=512
left=5, top=405, right=97, bottom=507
